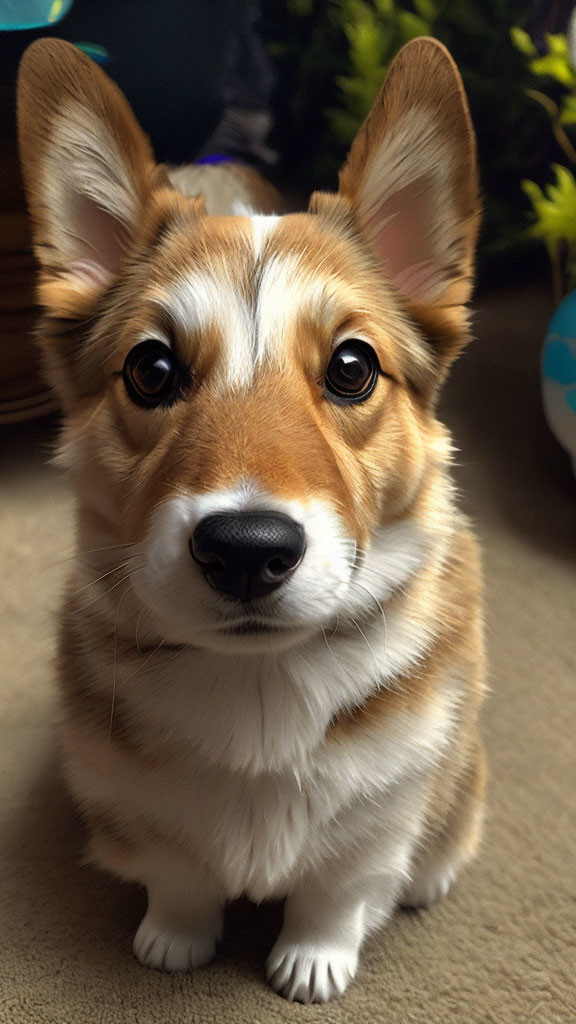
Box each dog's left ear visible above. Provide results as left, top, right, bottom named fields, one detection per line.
left=17, top=38, right=164, bottom=310
left=337, top=37, right=480, bottom=380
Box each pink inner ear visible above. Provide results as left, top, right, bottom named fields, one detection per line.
left=67, top=189, right=131, bottom=287
left=364, top=175, right=446, bottom=303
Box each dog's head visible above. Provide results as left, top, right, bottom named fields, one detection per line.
left=18, top=37, right=479, bottom=653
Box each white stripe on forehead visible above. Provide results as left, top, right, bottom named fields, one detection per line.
left=167, top=269, right=254, bottom=387
left=251, top=214, right=280, bottom=259
left=156, top=215, right=345, bottom=389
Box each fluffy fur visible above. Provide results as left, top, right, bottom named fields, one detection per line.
left=17, top=36, right=485, bottom=1003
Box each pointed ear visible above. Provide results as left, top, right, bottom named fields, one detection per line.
left=17, top=38, right=162, bottom=307
left=338, top=37, right=480, bottom=314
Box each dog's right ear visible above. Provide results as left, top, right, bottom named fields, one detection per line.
left=17, top=38, right=163, bottom=316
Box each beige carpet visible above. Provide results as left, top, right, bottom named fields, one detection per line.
left=1, top=283, right=574, bottom=1024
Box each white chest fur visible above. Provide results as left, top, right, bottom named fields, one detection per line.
left=65, top=604, right=456, bottom=902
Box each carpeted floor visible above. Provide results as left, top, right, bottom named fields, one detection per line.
left=1, top=283, right=574, bottom=1024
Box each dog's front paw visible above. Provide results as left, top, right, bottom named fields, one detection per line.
left=402, top=860, right=458, bottom=909
left=266, top=942, right=358, bottom=1003
left=133, top=914, right=217, bottom=972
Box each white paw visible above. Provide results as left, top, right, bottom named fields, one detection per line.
left=133, top=914, right=217, bottom=972
left=266, top=942, right=358, bottom=1003
left=402, top=860, right=458, bottom=908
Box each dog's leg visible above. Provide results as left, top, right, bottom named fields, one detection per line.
left=265, top=879, right=367, bottom=1003
left=402, top=740, right=486, bottom=909
left=132, top=857, right=224, bottom=972
left=266, top=773, right=433, bottom=1002
left=266, top=845, right=421, bottom=1001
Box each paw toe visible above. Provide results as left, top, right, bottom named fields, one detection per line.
left=402, top=861, right=458, bottom=908
left=133, top=915, right=216, bottom=972
left=266, top=944, right=357, bottom=1003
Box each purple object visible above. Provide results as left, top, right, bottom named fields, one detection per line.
left=195, top=154, right=240, bottom=166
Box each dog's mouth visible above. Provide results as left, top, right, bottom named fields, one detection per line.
left=194, top=615, right=314, bottom=652
left=217, top=619, right=293, bottom=636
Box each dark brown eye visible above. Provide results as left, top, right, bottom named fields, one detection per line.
left=324, top=340, right=379, bottom=404
left=122, top=340, right=184, bottom=408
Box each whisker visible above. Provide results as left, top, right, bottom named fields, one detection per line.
left=78, top=543, right=134, bottom=557
left=326, top=612, right=340, bottom=640
left=321, top=625, right=340, bottom=665
left=44, top=543, right=135, bottom=573
left=135, top=606, right=153, bottom=655
left=82, top=568, right=141, bottom=610
left=107, top=583, right=133, bottom=749
left=118, top=639, right=166, bottom=689
left=74, top=558, right=135, bottom=594
left=352, top=580, right=387, bottom=656
left=348, top=614, right=379, bottom=671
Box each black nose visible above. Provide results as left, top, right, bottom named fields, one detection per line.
left=190, top=512, right=306, bottom=602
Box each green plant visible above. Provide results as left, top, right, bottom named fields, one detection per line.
left=511, top=24, right=576, bottom=300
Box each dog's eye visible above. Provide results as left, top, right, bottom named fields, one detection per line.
left=324, top=340, right=379, bottom=404
left=122, top=340, right=184, bottom=408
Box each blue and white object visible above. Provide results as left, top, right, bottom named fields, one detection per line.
left=542, top=288, right=576, bottom=479
left=0, top=0, right=72, bottom=29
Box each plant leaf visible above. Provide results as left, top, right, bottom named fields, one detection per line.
left=529, top=52, right=576, bottom=88
left=522, top=165, right=576, bottom=247
left=559, top=93, right=576, bottom=126
left=546, top=33, right=570, bottom=58
left=510, top=26, right=537, bottom=57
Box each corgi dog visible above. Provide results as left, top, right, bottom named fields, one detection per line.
left=17, top=36, right=485, bottom=1003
